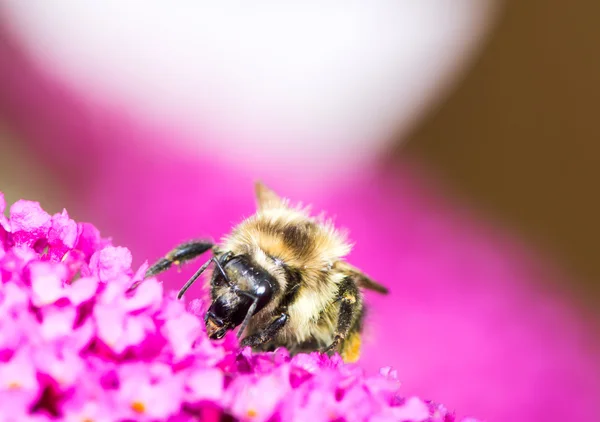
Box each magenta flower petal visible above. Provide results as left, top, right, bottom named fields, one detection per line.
left=33, top=345, right=84, bottom=389
left=62, top=374, right=115, bottom=422
left=0, top=348, right=38, bottom=391
left=89, top=246, right=132, bottom=282
left=48, top=210, right=78, bottom=249
left=226, top=370, right=290, bottom=422
left=94, top=304, right=127, bottom=349
left=0, top=348, right=40, bottom=419
left=42, top=209, right=81, bottom=261
left=117, top=363, right=184, bottom=420
left=62, top=400, right=113, bottom=422
left=186, top=298, right=206, bottom=317
left=9, top=200, right=52, bottom=247
left=74, top=222, right=108, bottom=260
left=0, top=191, right=482, bottom=421
left=162, top=312, right=201, bottom=360
left=9, top=200, right=51, bottom=232
left=124, top=277, right=163, bottom=312
left=0, top=281, right=29, bottom=315
left=29, top=261, right=68, bottom=306
left=0, top=299, right=37, bottom=352
left=130, top=260, right=149, bottom=286
left=185, top=368, right=224, bottom=403
left=1, top=246, right=39, bottom=285
left=391, top=397, right=432, bottom=421
left=39, top=306, right=76, bottom=341
left=121, top=314, right=155, bottom=349
left=66, top=276, right=99, bottom=305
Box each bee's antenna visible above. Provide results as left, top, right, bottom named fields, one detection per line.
left=177, top=252, right=234, bottom=300
left=177, top=258, right=213, bottom=299
left=237, top=291, right=259, bottom=339
left=213, top=252, right=234, bottom=287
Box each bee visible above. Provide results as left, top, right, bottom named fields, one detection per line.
left=145, top=182, right=388, bottom=362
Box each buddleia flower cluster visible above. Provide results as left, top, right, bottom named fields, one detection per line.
left=0, top=192, right=479, bottom=422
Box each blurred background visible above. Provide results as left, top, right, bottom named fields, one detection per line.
left=400, top=1, right=600, bottom=299
left=0, top=2, right=598, bottom=422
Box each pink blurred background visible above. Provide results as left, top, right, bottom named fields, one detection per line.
left=0, top=3, right=598, bottom=421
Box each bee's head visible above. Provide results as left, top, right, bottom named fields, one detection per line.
left=205, top=254, right=276, bottom=339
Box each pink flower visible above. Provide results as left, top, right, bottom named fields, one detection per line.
left=88, top=245, right=133, bottom=283
left=161, top=311, right=202, bottom=360
left=226, top=370, right=291, bottom=422
left=32, top=344, right=85, bottom=390
left=45, top=210, right=79, bottom=262
left=93, top=301, right=155, bottom=354
left=0, top=348, right=40, bottom=419
left=29, top=261, right=69, bottom=307
left=9, top=200, right=52, bottom=249
left=115, top=362, right=184, bottom=420
left=0, top=192, right=480, bottom=421
left=61, top=370, right=115, bottom=422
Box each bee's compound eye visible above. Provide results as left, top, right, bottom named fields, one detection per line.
left=256, top=285, right=267, bottom=295
left=212, top=271, right=226, bottom=287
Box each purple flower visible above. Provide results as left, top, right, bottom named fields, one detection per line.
left=0, top=192, right=480, bottom=421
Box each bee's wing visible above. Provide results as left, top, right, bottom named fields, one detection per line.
left=355, top=274, right=389, bottom=294
left=335, top=261, right=389, bottom=295
left=255, top=181, right=285, bottom=211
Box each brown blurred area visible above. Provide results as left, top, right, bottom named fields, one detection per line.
left=0, top=124, right=65, bottom=214
left=1, top=1, right=598, bottom=300
left=400, top=1, right=600, bottom=299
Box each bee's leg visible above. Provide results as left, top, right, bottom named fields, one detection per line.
left=240, top=313, right=289, bottom=347
left=323, top=278, right=361, bottom=354
left=145, top=240, right=215, bottom=278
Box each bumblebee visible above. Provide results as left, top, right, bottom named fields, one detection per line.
left=146, top=182, right=388, bottom=362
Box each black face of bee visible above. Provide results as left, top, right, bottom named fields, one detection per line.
left=205, top=255, right=276, bottom=339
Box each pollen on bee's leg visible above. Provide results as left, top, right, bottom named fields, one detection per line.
left=173, top=260, right=182, bottom=272
left=341, top=332, right=361, bottom=363
left=343, top=293, right=356, bottom=304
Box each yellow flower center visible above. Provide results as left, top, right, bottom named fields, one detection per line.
left=247, top=409, right=258, bottom=418
left=131, top=401, right=146, bottom=414
left=7, top=382, right=21, bottom=390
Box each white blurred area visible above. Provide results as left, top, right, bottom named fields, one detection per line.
left=1, top=2, right=500, bottom=183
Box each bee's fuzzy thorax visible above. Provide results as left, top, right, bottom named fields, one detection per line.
left=221, top=187, right=354, bottom=345
left=223, top=206, right=351, bottom=272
